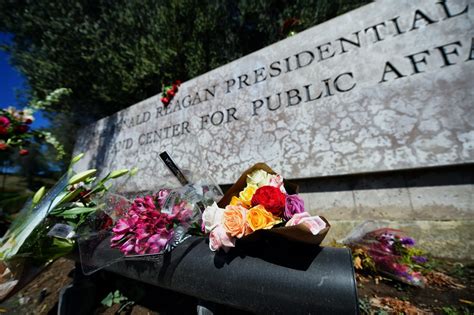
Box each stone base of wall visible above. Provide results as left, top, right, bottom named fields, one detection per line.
left=319, top=220, right=474, bottom=260
left=296, top=164, right=474, bottom=259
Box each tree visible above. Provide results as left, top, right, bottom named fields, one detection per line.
left=0, top=0, right=370, bottom=156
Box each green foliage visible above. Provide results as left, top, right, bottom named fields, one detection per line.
left=0, top=0, right=371, bottom=173
left=442, top=306, right=472, bottom=315
left=449, top=263, right=468, bottom=278
left=358, top=297, right=372, bottom=314
left=32, top=186, right=46, bottom=205
left=101, top=290, right=128, bottom=308
left=0, top=0, right=370, bottom=131
left=0, top=191, right=32, bottom=214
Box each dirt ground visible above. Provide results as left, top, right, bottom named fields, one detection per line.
left=0, top=256, right=472, bottom=314
left=356, top=258, right=474, bottom=314
left=0, top=258, right=75, bottom=314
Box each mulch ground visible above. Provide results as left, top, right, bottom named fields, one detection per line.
left=0, top=256, right=473, bottom=314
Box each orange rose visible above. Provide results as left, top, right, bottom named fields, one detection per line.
left=223, top=205, right=251, bottom=238
left=246, top=205, right=279, bottom=231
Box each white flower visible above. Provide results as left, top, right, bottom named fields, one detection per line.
left=202, top=202, right=225, bottom=233
left=246, top=169, right=271, bottom=187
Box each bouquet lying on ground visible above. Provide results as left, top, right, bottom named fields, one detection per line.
left=0, top=154, right=129, bottom=299
left=345, top=226, right=427, bottom=287
left=202, top=164, right=329, bottom=252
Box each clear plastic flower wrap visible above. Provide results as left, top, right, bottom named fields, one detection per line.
left=341, top=221, right=427, bottom=287
left=76, top=176, right=223, bottom=275
left=0, top=155, right=130, bottom=299
left=76, top=137, right=223, bottom=275
left=0, top=173, right=70, bottom=300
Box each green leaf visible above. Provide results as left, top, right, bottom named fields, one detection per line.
left=52, top=238, right=74, bottom=249
left=101, top=292, right=114, bottom=307
left=101, top=290, right=127, bottom=307
left=68, top=169, right=97, bottom=185
left=32, top=186, right=46, bottom=206
left=130, top=167, right=139, bottom=176
left=109, top=169, right=129, bottom=179
left=70, top=153, right=85, bottom=165
left=57, top=188, right=82, bottom=206
left=57, top=207, right=97, bottom=216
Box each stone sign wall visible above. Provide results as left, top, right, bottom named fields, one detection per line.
left=74, top=0, right=473, bottom=191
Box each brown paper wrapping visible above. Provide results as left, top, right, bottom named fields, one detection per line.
left=217, top=163, right=330, bottom=246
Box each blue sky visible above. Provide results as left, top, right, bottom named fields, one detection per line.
left=0, top=32, right=49, bottom=128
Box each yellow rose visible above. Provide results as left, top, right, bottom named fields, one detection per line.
left=239, top=184, right=257, bottom=207
left=230, top=196, right=248, bottom=208
left=246, top=205, right=279, bottom=231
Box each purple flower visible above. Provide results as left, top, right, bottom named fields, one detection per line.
left=284, top=194, right=305, bottom=219
left=401, top=237, right=415, bottom=246
left=411, top=256, right=428, bottom=264
left=392, top=262, right=409, bottom=276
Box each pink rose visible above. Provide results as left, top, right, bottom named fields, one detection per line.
left=285, top=212, right=326, bottom=235
left=209, top=225, right=235, bottom=252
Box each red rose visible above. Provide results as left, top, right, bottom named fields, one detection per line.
left=251, top=186, right=286, bottom=216
left=161, top=97, right=169, bottom=105
left=0, top=142, right=8, bottom=151
left=166, top=89, right=175, bottom=97
left=19, top=149, right=29, bottom=156
left=14, top=125, right=29, bottom=134
left=0, top=126, right=8, bottom=136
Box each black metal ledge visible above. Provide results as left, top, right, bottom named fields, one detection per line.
left=98, top=235, right=358, bottom=314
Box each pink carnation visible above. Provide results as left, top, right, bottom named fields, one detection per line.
left=110, top=193, right=185, bottom=255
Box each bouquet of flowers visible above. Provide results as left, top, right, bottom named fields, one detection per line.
left=160, top=80, right=181, bottom=107
left=345, top=226, right=427, bottom=287
left=202, top=163, right=329, bottom=252
left=110, top=187, right=206, bottom=256
left=0, top=154, right=129, bottom=298
left=76, top=152, right=223, bottom=274
left=0, top=107, right=37, bottom=156
left=0, top=106, right=64, bottom=158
